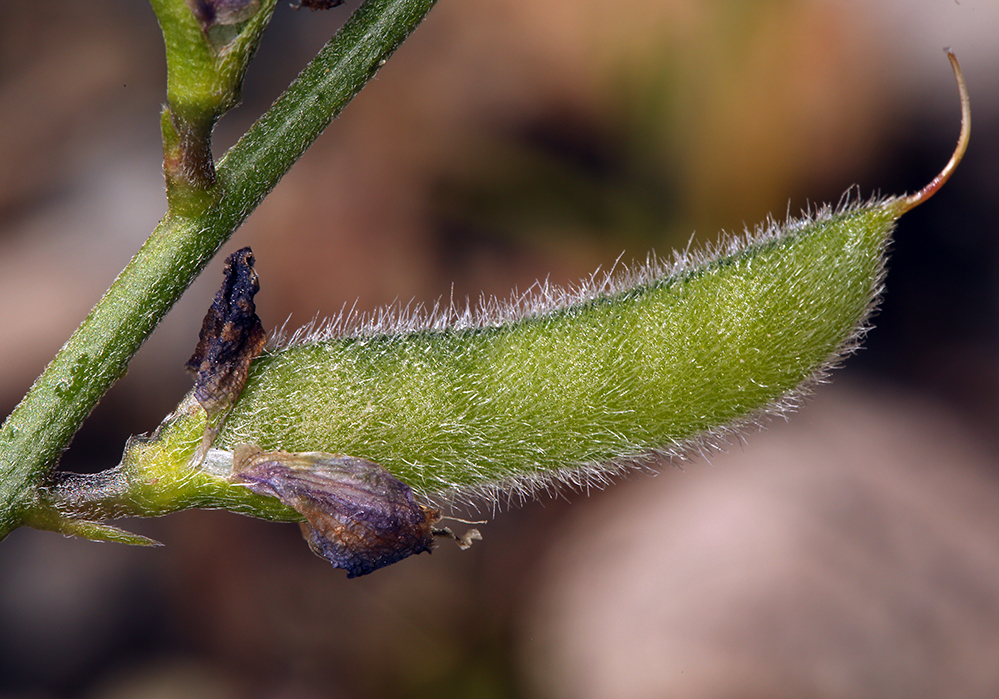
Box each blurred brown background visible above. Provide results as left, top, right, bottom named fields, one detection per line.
left=1, top=1, right=998, bottom=697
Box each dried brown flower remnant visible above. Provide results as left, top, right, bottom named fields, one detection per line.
left=188, top=0, right=262, bottom=28
left=232, top=445, right=441, bottom=577
left=186, top=247, right=266, bottom=418
left=296, top=0, right=345, bottom=10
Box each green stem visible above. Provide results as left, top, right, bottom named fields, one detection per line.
left=153, top=0, right=280, bottom=197
left=0, top=0, right=440, bottom=540
left=216, top=0, right=438, bottom=212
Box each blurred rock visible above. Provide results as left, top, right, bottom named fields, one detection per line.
left=521, top=384, right=999, bottom=699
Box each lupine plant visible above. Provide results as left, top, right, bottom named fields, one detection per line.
left=0, top=0, right=969, bottom=576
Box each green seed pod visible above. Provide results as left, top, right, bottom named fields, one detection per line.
left=213, top=200, right=895, bottom=502
left=210, top=52, right=968, bottom=506
left=38, top=52, right=969, bottom=553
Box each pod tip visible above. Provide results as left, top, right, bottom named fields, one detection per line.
left=897, top=48, right=970, bottom=214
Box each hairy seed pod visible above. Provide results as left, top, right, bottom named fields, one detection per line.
left=213, top=201, right=896, bottom=503
left=41, top=52, right=968, bottom=555
left=210, top=52, right=968, bottom=506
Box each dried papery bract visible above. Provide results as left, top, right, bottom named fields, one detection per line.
left=186, top=247, right=266, bottom=414
left=186, top=247, right=267, bottom=463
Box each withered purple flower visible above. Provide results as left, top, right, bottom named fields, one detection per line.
left=296, top=0, right=346, bottom=10
left=232, top=446, right=441, bottom=577
left=188, top=0, right=261, bottom=29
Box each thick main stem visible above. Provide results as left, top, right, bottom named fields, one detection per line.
left=0, top=0, right=439, bottom=539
